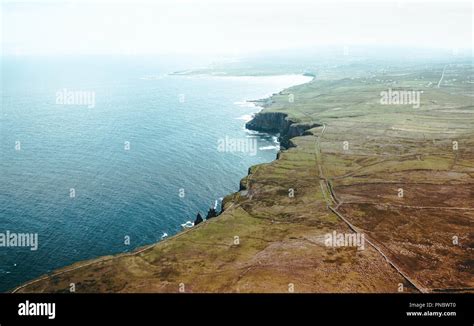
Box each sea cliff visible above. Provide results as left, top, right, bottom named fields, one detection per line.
left=12, top=64, right=474, bottom=293
left=245, top=111, right=321, bottom=149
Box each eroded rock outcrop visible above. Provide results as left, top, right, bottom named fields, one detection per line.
left=194, top=212, right=203, bottom=226
left=206, top=207, right=217, bottom=220
left=245, top=111, right=320, bottom=148
left=245, top=111, right=292, bottom=134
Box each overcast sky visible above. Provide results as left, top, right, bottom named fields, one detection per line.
left=1, top=0, right=472, bottom=56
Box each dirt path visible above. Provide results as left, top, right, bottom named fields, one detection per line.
left=437, top=65, right=448, bottom=88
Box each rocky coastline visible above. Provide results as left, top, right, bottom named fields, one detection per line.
left=192, top=76, right=318, bottom=224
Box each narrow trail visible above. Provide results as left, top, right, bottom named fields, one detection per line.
left=437, top=65, right=448, bottom=88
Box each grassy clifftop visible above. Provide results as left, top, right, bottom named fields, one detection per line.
left=14, top=62, right=473, bottom=293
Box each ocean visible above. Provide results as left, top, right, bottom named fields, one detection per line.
left=0, top=56, right=311, bottom=292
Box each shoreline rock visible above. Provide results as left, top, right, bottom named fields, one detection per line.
left=245, top=111, right=321, bottom=149
left=193, top=212, right=203, bottom=226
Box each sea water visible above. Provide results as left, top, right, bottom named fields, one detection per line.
left=0, top=55, right=311, bottom=291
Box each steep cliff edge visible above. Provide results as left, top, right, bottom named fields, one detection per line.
left=245, top=111, right=321, bottom=148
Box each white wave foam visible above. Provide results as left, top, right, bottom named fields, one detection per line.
left=259, top=145, right=280, bottom=151
left=181, top=221, right=194, bottom=229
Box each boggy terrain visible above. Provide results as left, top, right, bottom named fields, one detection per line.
left=13, top=62, right=473, bottom=293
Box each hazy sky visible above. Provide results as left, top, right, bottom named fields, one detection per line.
left=1, top=0, right=472, bottom=56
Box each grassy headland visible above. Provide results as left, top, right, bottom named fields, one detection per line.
left=13, top=61, right=473, bottom=293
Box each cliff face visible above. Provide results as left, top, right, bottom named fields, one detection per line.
left=245, top=111, right=291, bottom=134
left=245, top=111, right=321, bottom=148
